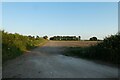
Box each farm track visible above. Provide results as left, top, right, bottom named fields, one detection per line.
left=3, top=41, right=118, bottom=78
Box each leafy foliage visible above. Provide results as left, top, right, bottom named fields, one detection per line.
left=43, top=36, right=48, bottom=39
left=64, top=33, right=120, bottom=64
left=50, top=36, right=81, bottom=41
left=89, top=37, right=97, bottom=41
left=2, top=30, right=46, bottom=63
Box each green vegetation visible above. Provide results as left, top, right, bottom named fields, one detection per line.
left=64, top=33, right=120, bottom=64
left=50, top=36, right=81, bottom=41
left=43, top=35, right=48, bottom=39
left=89, top=37, right=97, bottom=41
left=2, top=30, right=47, bottom=63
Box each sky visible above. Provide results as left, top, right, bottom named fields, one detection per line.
left=1, top=0, right=119, bottom=2
left=2, top=2, right=118, bottom=40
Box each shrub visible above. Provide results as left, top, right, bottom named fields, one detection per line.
left=2, top=30, right=46, bottom=63
left=64, top=33, right=120, bottom=64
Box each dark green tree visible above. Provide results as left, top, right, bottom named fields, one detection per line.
left=43, top=36, right=48, bottom=39
left=90, top=37, right=97, bottom=41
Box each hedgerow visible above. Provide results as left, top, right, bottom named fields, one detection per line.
left=64, top=32, right=120, bottom=64
left=2, top=30, right=46, bottom=63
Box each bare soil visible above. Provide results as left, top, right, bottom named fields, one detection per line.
left=45, top=41, right=99, bottom=47
left=3, top=41, right=118, bottom=78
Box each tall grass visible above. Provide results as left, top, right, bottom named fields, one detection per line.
left=64, top=33, right=120, bottom=64
left=2, top=30, right=47, bottom=63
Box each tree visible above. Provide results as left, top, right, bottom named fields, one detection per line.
left=90, top=37, right=97, bottom=41
left=43, top=36, right=48, bottom=39
left=36, top=35, right=40, bottom=40
left=50, top=37, right=54, bottom=40
left=78, top=36, right=81, bottom=40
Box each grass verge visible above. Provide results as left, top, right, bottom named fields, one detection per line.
left=2, top=30, right=48, bottom=63
left=63, top=33, right=120, bottom=65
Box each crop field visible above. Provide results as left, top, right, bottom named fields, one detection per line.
left=46, top=41, right=100, bottom=47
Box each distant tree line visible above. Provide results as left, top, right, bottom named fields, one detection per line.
left=50, top=36, right=81, bottom=41
left=49, top=36, right=100, bottom=41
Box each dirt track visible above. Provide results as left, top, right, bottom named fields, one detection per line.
left=3, top=41, right=118, bottom=78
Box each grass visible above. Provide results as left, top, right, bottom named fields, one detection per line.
left=63, top=33, right=120, bottom=64
left=2, top=30, right=48, bottom=63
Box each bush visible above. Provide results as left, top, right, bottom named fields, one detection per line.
left=64, top=33, right=120, bottom=64
left=2, top=30, right=46, bottom=63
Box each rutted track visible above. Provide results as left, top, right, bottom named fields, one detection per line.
left=3, top=41, right=118, bottom=78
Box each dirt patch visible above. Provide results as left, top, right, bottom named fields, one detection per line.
left=3, top=41, right=118, bottom=78
left=44, top=41, right=99, bottom=47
